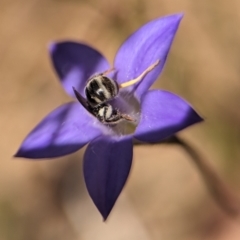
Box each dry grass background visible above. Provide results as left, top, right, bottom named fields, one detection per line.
left=1, top=0, right=240, bottom=239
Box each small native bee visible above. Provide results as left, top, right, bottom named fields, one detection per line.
left=85, top=60, right=160, bottom=107
left=73, top=60, right=160, bottom=125
left=73, top=87, right=134, bottom=124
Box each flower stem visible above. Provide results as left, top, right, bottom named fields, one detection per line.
left=167, top=136, right=240, bottom=217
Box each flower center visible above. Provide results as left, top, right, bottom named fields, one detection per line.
left=72, top=86, right=140, bottom=136
left=73, top=60, right=160, bottom=136
left=103, top=90, right=141, bottom=136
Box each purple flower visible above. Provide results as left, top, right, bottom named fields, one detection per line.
left=15, top=14, right=202, bottom=220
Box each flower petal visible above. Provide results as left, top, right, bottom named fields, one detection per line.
left=114, top=14, right=183, bottom=99
left=83, top=136, right=133, bottom=220
left=15, top=102, right=102, bottom=159
left=134, top=90, right=203, bottom=142
left=49, top=41, right=110, bottom=97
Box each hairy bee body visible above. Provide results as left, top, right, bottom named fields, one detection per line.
left=91, top=103, right=125, bottom=124
left=85, top=75, right=119, bottom=106
left=73, top=87, right=133, bottom=125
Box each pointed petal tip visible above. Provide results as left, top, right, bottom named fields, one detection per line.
left=197, top=114, right=204, bottom=123
left=175, top=12, right=184, bottom=20
left=13, top=148, right=38, bottom=159
left=100, top=207, right=112, bottom=221
left=13, top=152, right=18, bottom=158
left=98, top=207, right=111, bottom=221
left=13, top=149, right=33, bottom=159
left=102, top=215, right=108, bottom=222
left=159, top=12, right=183, bottom=21
left=167, top=13, right=184, bottom=26
left=48, top=41, right=57, bottom=54
left=13, top=151, right=31, bottom=160
left=13, top=149, right=22, bottom=158
left=191, top=109, right=204, bottom=125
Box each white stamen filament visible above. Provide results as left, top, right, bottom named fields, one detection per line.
left=119, top=59, right=160, bottom=88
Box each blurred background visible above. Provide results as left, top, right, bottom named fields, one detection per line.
left=1, top=0, right=240, bottom=239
